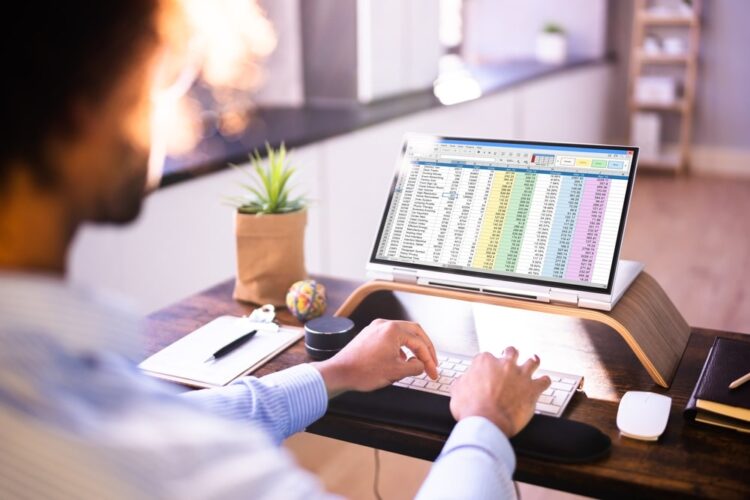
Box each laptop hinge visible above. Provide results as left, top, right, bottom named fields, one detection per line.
left=549, top=290, right=579, bottom=305
left=392, top=268, right=418, bottom=284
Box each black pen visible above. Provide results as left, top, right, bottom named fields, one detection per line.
left=204, top=330, right=258, bottom=363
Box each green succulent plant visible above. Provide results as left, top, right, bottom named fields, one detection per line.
left=543, top=23, right=565, bottom=35
left=226, top=143, right=305, bottom=215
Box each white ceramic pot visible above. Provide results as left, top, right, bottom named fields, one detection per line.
left=536, top=33, right=567, bottom=64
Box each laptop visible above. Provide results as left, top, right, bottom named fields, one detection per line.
left=367, top=133, right=642, bottom=312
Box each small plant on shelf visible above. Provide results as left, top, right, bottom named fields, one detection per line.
left=537, top=22, right=568, bottom=64
left=542, top=22, right=565, bottom=35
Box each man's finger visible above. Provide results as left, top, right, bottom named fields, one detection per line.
left=532, top=375, right=552, bottom=396
left=519, top=354, right=540, bottom=376
left=399, top=357, right=425, bottom=379
left=388, top=320, right=438, bottom=366
left=402, top=322, right=438, bottom=366
left=502, top=346, right=519, bottom=363
left=402, top=334, right=439, bottom=379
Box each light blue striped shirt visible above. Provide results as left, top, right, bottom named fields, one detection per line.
left=0, top=274, right=516, bottom=499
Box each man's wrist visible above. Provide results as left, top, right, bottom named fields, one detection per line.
left=456, top=407, right=516, bottom=437
left=310, top=359, right=353, bottom=398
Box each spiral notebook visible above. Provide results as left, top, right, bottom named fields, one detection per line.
left=139, top=315, right=304, bottom=388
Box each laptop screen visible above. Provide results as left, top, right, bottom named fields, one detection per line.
left=371, top=135, right=638, bottom=294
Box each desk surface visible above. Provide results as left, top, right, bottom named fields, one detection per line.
left=144, top=276, right=750, bottom=499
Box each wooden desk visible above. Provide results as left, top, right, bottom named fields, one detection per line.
left=145, top=276, right=750, bottom=499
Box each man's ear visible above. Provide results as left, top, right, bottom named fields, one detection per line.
left=66, top=97, right=98, bottom=140
left=42, top=96, right=102, bottom=186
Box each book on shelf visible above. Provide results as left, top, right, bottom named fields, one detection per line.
left=684, top=337, right=750, bottom=433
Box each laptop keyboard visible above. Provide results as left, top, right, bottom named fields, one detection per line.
left=394, top=351, right=583, bottom=418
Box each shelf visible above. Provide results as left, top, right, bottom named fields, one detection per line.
left=640, top=14, right=697, bottom=26
left=631, top=100, right=687, bottom=112
left=638, top=144, right=683, bottom=171
left=628, top=0, right=700, bottom=175
left=638, top=52, right=691, bottom=65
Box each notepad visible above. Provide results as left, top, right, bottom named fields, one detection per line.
left=684, top=336, right=750, bottom=433
left=139, top=316, right=304, bottom=388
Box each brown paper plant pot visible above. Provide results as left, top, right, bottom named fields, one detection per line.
left=233, top=209, right=307, bottom=306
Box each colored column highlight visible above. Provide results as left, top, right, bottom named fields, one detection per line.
left=472, top=171, right=515, bottom=270
left=494, top=172, right=537, bottom=272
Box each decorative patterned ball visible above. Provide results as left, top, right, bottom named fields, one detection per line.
left=286, top=280, right=327, bottom=322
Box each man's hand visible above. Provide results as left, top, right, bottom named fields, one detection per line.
left=312, top=319, right=438, bottom=398
left=450, top=347, right=551, bottom=437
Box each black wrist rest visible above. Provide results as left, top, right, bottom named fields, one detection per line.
left=327, top=385, right=611, bottom=464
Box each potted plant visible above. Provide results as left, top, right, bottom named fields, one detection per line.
left=536, top=23, right=567, bottom=64
left=225, top=143, right=307, bottom=305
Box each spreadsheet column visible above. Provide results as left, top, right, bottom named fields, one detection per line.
left=441, top=167, right=485, bottom=266
left=564, top=177, right=610, bottom=282
left=542, top=175, right=583, bottom=278
left=400, top=165, right=447, bottom=262
left=457, top=169, right=493, bottom=266
left=494, top=172, right=537, bottom=273
left=383, top=163, right=420, bottom=259
left=591, top=179, right=627, bottom=284
left=433, top=167, right=465, bottom=264
left=472, top=171, right=513, bottom=270
left=515, top=173, right=559, bottom=276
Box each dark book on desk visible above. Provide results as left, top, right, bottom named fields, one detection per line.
left=684, top=337, right=750, bottom=433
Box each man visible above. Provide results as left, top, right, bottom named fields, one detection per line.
left=0, top=1, right=550, bottom=498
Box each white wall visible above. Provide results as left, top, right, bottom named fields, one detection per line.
left=463, top=0, right=608, bottom=63
left=70, top=64, right=612, bottom=314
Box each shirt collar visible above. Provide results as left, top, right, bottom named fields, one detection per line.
left=0, top=272, right=143, bottom=362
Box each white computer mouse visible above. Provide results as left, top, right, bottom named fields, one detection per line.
left=616, top=391, right=672, bottom=441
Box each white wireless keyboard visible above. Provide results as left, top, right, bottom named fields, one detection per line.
left=394, top=351, right=583, bottom=418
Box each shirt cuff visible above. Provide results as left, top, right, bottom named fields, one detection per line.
left=261, top=363, right=329, bottom=434
left=441, top=416, right=516, bottom=475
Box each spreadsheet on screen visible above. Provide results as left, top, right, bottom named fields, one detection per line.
left=375, top=138, right=635, bottom=290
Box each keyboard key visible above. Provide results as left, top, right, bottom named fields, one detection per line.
left=553, top=395, right=568, bottom=407
left=426, top=381, right=441, bottom=390
left=448, top=357, right=462, bottom=364
left=439, top=384, right=452, bottom=393
left=415, top=373, right=427, bottom=379
left=441, top=369, right=456, bottom=377
left=536, top=402, right=560, bottom=416
left=400, top=377, right=415, bottom=385
left=551, top=381, right=574, bottom=392
left=442, top=363, right=455, bottom=370
left=538, top=395, right=553, bottom=404
left=454, top=364, right=467, bottom=372
left=460, top=359, right=471, bottom=366
left=561, top=377, right=578, bottom=385
left=542, top=388, right=554, bottom=396
left=412, top=379, right=428, bottom=388
left=438, top=376, right=454, bottom=385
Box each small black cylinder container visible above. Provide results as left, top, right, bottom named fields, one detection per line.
left=304, top=316, right=356, bottom=360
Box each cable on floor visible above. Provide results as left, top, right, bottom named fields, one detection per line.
left=373, top=448, right=383, bottom=500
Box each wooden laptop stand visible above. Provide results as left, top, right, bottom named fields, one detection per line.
left=335, top=271, right=690, bottom=388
